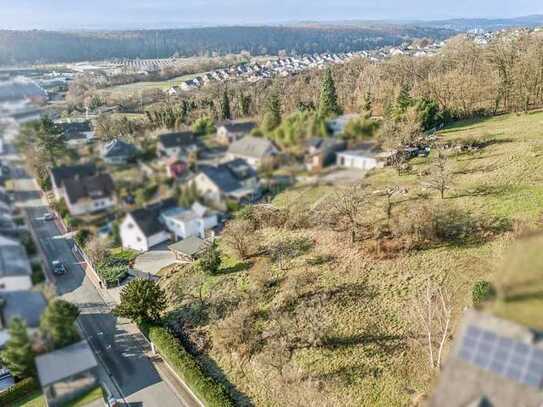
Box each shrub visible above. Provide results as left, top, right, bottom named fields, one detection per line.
left=95, top=259, right=129, bottom=287
left=0, top=378, right=39, bottom=405
left=21, top=234, right=37, bottom=256
left=472, top=280, right=497, bottom=306
left=144, top=324, right=234, bottom=407
left=31, top=263, right=45, bottom=285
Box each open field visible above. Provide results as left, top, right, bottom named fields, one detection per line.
left=161, top=110, right=543, bottom=406
left=98, top=73, right=201, bottom=97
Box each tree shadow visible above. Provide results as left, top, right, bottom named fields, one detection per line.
left=216, top=260, right=252, bottom=275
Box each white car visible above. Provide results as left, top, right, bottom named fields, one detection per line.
left=43, top=213, right=56, bottom=221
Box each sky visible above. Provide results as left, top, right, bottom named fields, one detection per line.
left=1, top=0, right=543, bottom=30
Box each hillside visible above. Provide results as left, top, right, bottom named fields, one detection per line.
left=159, top=110, right=543, bottom=406
left=0, top=25, right=454, bottom=66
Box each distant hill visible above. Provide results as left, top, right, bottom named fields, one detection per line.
left=0, top=25, right=454, bottom=66
left=412, top=14, right=543, bottom=31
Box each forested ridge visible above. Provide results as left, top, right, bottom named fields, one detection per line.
left=0, top=25, right=454, bottom=65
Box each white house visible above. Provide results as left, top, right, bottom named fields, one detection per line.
left=0, top=235, right=32, bottom=292
left=216, top=121, right=257, bottom=145
left=63, top=174, right=116, bottom=216
left=157, top=132, right=198, bottom=159
left=120, top=199, right=177, bottom=252
left=101, top=139, right=137, bottom=165
left=159, top=202, right=218, bottom=241
left=226, top=136, right=278, bottom=168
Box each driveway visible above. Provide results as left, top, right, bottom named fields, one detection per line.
left=134, top=243, right=179, bottom=275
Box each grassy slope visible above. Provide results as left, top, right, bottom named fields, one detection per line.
left=166, top=111, right=543, bottom=406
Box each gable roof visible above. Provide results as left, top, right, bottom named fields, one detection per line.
left=198, top=159, right=256, bottom=193
left=159, top=132, right=197, bottom=149
left=430, top=310, right=543, bottom=407
left=57, top=121, right=92, bottom=135
left=63, top=174, right=115, bottom=204
left=1, top=291, right=47, bottom=328
left=49, top=163, right=97, bottom=188
left=36, top=340, right=98, bottom=387
left=128, top=198, right=177, bottom=237
left=219, top=122, right=257, bottom=134
left=102, top=139, right=137, bottom=158
left=168, top=236, right=208, bottom=256
left=0, top=235, right=31, bottom=278
left=227, top=136, right=276, bottom=160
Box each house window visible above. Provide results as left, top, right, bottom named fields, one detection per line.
left=136, top=237, right=142, bottom=242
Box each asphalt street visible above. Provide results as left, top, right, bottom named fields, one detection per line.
left=2, top=124, right=199, bottom=407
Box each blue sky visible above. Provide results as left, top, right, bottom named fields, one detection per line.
left=1, top=0, right=542, bottom=29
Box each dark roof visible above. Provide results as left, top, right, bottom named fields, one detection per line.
left=35, top=340, right=98, bottom=387
left=57, top=121, right=91, bottom=135
left=0, top=235, right=31, bottom=278
left=64, top=174, right=115, bottom=204
left=198, top=159, right=257, bottom=193
left=306, top=137, right=346, bottom=151
left=102, top=139, right=137, bottom=158
left=1, top=291, right=47, bottom=328
left=129, top=198, right=177, bottom=237
left=220, top=122, right=257, bottom=134
left=159, top=132, right=197, bottom=149
left=430, top=310, right=543, bottom=407
left=50, top=163, right=97, bottom=188
left=227, top=136, right=277, bottom=159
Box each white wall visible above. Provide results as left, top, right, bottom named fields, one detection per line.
left=65, top=195, right=116, bottom=216
left=192, top=174, right=222, bottom=206
left=120, top=214, right=149, bottom=252
left=337, top=153, right=378, bottom=170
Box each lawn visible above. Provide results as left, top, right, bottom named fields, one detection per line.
left=15, top=392, right=45, bottom=407
left=162, top=110, right=543, bottom=406
left=98, top=73, right=201, bottom=97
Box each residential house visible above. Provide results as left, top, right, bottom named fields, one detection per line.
left=120, top=199, right=177, bottom=252
left=164, top=156, right=189, bottom=179
left=49, top=163, right=97, bottom=201
left=191, top=159, right=260, bottom=210
left=63, top=174, right=116, bottom=216
left=430, top=310, right=543, bottom=407
left=101, top=139, right=137, bottom=165
left=157, top=132, right=198, bottom=160
left=336, top=143, right=385, bottom=171
left=327, top=113, right=360, bottom=136
left=35, top=340, right=99, bottom=407
left=305, top=137, right=347, bottom=171
left=168, top=236, right=209, bottom=262
left=0, top=235, right=32, bottom=292
left=216, top=121, right=257, bottom=145
left=226, top=136, right=278, bottom=168
left=160, top=202, right=218, bottom=241
left=0, top=291, right=47, bottom=348
left=180, top=79, right=198, bottom=91
left=57, top=121, right=94, bottom=147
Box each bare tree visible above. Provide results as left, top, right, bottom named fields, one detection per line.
left=423, top=152, right=453, bottom=199
left=85, top=236, right=110, bottom=266
left=374, top=185, right=407, bottom=223
left=328, top=185, right=368, bottom=243
left=412, top=279, right=453, bottom=369
left=223, top=219, right=256, bottom=260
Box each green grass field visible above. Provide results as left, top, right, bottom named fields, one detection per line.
left=99, top=73, right=201, bottom=97
left=163, top=111, right=543, bottom=406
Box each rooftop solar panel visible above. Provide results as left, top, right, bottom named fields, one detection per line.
left=458, top=324, right=543, bottom=390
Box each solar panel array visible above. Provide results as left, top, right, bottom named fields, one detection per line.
left=458, top=325, right=543, bottom=389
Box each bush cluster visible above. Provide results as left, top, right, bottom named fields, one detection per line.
left=0, top=378, right=39, bottom=405
left=144, top=324, right=235, bottom=407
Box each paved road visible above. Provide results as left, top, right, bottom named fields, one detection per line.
left=2, top=125, right=200, bottom=407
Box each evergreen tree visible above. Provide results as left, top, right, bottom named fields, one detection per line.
left=361, top=90, right=373, bottom=117
left=1, top=318, right=35, bottom=379
left=39, top=300, right=80, bottom=351
left=220, top=88, right=231, bottom=121
left=197, top=240, right=222, bottom=275
left=396, top=83, right=412, bottom=115
left=318, top=68, right=341, bottom=119
left=113, top=279, right=166, bottom=324
left=263, top=86, right=281, bottom=132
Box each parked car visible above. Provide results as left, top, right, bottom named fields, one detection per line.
left=43, top=213, right=56, bottom=221
left=52, top=260, right=66, bottom=275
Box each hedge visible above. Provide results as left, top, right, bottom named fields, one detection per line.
left=0, top=377, right=40, bottom=405
left=144, top=324, right=235, bottom=407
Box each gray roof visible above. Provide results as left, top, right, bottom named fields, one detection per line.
left=430, top=310, right=543, bottom=407
left=102, top=139, right=137, bottom=158
left=58, top=121, right=92, bottom=135
left=0, top=235, right=31, bottom=278
left=35, top=340, right=98, bottom=387
left=219, top=122, right=257, bottom=134
left=63, top=174, right=115, bottom=205
left=198, top=159, right=256, bottom=193
left=49, top=163, right=97, bottom=188
left=1, top=291, right=47, bottom=328
left=168, top=236, right=208, bottom=256
left=227, top=136, right=276, bottom=160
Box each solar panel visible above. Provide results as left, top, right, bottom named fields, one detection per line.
left=458, top=324, right=543, bottom=390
